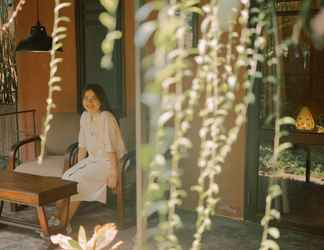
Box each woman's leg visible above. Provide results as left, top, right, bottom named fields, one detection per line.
left=57, top=200, right=81, bottom=223
left=68, top=201, right=81, bottom=221
left=55, top=200, right=64, bottom=219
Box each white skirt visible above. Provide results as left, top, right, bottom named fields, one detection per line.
left=62, top=157, right=111, bottom=203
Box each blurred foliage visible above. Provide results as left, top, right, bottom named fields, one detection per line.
left=51, top=224, right=122, bottom=250
left=38, top=0, right=71, bottom=164
left=135, top=0, right=288, bottom=249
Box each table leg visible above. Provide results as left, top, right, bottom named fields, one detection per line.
left=37, top=206, right=49, bottom=237
left=0, top=200, right=4, bottom=228
left=0, top=201, right=3, bottom=216
left=10, top=203, right=18, bottom=212
left=306, top=147, right=311, bottom=183
left=61, top=198, right=70, bottom=229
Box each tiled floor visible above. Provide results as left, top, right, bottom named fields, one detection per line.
left=1, top=202, right=324, bottom=250
left=0, top=202, right=136, bottom=250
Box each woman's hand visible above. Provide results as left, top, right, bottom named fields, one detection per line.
left=106, top=152, right=119, bottom=193
left=78, top=147, right=87, bottom=162
left=107, top=168, right=118, bottom=192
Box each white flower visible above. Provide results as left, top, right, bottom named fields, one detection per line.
left=198, top=39, right=208, bottom=54
left=51, top=224, right=122, bottom=250
left=87, top=224, right=120, bottom=250
left=50, top=234, right=74, bottom=249
left=228, top=76, right=237, bottom=88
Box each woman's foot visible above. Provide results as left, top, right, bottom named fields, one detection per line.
left=39, top=218, right=72, bottom=238
left=48, top=215, right=61, bottom=227
left=48, top=216, right=72, bottom=234
left=66, top=223, right=72, bottom=234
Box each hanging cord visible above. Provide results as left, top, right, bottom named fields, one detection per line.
left=36, top=0, right=40, bottom=23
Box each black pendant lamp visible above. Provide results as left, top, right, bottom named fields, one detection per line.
left=16, top=0, right=58, bottom=52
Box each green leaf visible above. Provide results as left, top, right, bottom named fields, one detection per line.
left=99, top=13, right=116, bottom=30
left=136, top=2, right=156, bottom=22
left=191, top=185, right=203, bottom=193
left=268, top=227, right=280, bottom=239
left=52, top=26, right=67, bottom=36
left=55, top=2, right=71, bottom=13
left=101, top=40, right=114, bottom=54
left=260, top=216, right=269, bottom=226
left=53, top=42, right=63, bottom=52
left=158, top=111, right=174, bottom=126
left=78, top=226, right=87, bottom=249
left=145, top=201, right=168, bottom=216
left=106, top=30, right=122, bottom=41
left=183, top=0, right=200, bottom=8
left=140, top=144, right=155, bottom=170
left=278, top=131, right=289, bottom=140
left=101, top=55, right=113, bottom=69
left=265, top=114, right=275, bottom=125
left=135, top=21, right=157, bottom=47
left=186, top=7, right=203, bottom=15
left=270, top=209, right=281, bottom=220
left=276, top=142, right=292, bottom=155
left=269, top=184, right=282, bottom=198
left=261, top=239, right=280, bottom=250
left=56, top=16, right=70, bottom=24
left=67, top=239, right=82, bottom=250
left=49, top=76, right=62, bottom=85
left=53, top=34, right=67, bottom=43
left=278, top=116, right=295, bottom=126
left=100, top=0, right=119, bottom=14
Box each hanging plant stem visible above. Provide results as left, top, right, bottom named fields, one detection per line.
left=38, top=0, right=71, bottom=163
left=1, top=0, right=26, bottom=32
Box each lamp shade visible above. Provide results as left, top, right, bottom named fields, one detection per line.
left=16, top=21, right=56, bottom=52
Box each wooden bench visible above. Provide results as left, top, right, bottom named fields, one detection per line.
left=0, top=170, right=77, bottom=236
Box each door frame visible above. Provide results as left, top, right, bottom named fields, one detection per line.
left=244, top=81, right=261, bottom=222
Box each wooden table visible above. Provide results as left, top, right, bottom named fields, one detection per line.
left=0, top=170, right=77, bottom=236
left=260, top=129, right=324, bottom=183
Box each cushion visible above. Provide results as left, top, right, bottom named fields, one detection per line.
left=46, top=112, right=80, bottom=155
left=14, top=156, right=65, bottom=178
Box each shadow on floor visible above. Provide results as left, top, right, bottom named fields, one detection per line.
left=0, top=202, right=136, bottom=250
left=1, top=203, right=324, bottom=249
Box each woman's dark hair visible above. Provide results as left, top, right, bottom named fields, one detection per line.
left=82, top=84, right=118, bottom=119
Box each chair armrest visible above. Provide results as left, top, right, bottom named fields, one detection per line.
left=63, top=142, right=79, bottom=172
left=120, top=150, right=136, bottom=174
left=119, top=150, right=136, bottom=188
left=8, top=136, right=41, bottom=172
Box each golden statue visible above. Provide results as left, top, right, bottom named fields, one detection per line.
left=295, top=106, right=315, bottom=130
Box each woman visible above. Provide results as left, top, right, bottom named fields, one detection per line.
left=55, top=84, right=126, bottom=229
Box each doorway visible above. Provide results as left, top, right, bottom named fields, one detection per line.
left=75, top=0, right=125, bottom=119
left=245, top=1, right=324, bottom=234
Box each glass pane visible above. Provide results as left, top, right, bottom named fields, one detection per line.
left=257, top=3, right=324, bottom=232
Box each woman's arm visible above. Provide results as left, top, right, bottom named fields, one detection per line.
left=106, top=152, right=118, bottom=191
left=78, top=146, right=87, bottom=162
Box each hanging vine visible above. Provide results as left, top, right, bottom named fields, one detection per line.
left=98, top=0, right=122, bottom=70
left=38, top=0, right=71, bottom=163
left=136, top=1, right=202, bottom=249
left=190, top=0, right=266, bottom=248
left=0, top=0, right=18, bottom=105
left=134, top=0, right=324, bottom=249
left=1, top=0, right=26, bottom=32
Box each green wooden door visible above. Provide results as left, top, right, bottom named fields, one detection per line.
left=76, top=0, right=125, bottom=119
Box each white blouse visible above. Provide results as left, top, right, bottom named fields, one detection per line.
left=78, top=111, right=126, bottom=160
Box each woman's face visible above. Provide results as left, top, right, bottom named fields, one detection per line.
left=83, top=90, right=101, bottom=114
